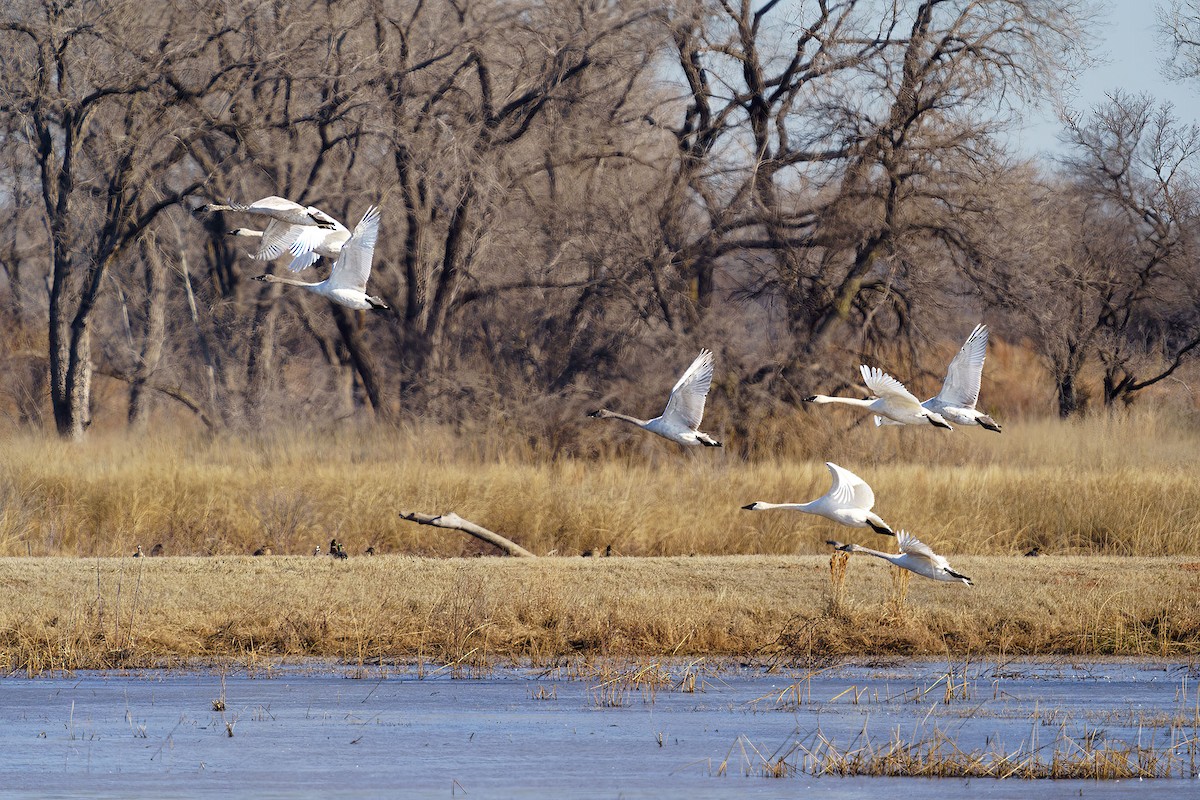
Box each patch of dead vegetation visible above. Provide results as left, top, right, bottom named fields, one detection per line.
left=1, top=553, right=1198, bottom=674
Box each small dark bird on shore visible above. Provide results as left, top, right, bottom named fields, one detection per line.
left=132, top=545, right=143, bottom=558
left=149, top=543, right=164, bottom=557
left=1024, top=546, right=1042, bottom=557
left=253, top=546, right=272, bottom=556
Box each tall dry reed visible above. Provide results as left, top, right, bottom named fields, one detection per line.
left=0, top=410, right=1198, bottom=557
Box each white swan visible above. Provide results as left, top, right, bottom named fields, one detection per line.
left=198, top=195, right=339, bottom=228
left=875, top=324, right=1001, bottom=432
left=742, top=461, right=893, bottom=535
left=827, top=531, right=973, bottom=585
left=588, top=349, right=721, bottom=446
left=805, top=365, right=952, bottom=429
left=229, top=218, right=352, bottom=273
left=252, top=206, right=388, bottom=311
left=199, top=196, right=350, bottom=272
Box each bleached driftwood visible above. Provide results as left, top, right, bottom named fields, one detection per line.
left=398, top=511, right=537, bottom=558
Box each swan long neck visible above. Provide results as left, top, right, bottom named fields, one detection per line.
left=848, top=544, right=898, bottom=563
left=749, top=501, right=813, bottom=512
left=596, top=410, right=650, bottom=428
left=256, top=274, right=320, bottom=289
left=808, top=395, right=874, bottom=408
left=228, top=228, right=263, bottom=239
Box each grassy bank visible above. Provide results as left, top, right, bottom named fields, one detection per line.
left=3, top=553, right=1199, bottom=673
left=1, top=411, right=1199, bottom=559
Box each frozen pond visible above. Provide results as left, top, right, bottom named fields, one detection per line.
left=2, top=659, right=1197, bottom=798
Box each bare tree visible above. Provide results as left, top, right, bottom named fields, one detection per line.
left=1160, top=0, right=1200, bottom=81
left=961, top=94, right=1200, bottom=417
left=1061, top=93, right=1200, bottom=407
left=0, top=0, right=248, bottom=438
left=1, top=0, right=1150, bottom=441
left=367, top=2, right=664, bottom=383
left=652, top=0, right=1090, bottom=365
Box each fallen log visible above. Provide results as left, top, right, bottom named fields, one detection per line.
left=398, top=511, right=537, bottom=558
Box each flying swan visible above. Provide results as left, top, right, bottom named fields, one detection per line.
left=827, top=531, right=973, bottom=585
left=198, top=196, right=350, bottom=273
left=805, top=365, right=952, bottom=429
left=741, top=461, right=893, bottom=535
left=874, top=323, right=1001, bottom=432
left=588, top=349, right=721, bottom=446
left=252, top=206, right=388, bottom=311
left=197, top=195, right=339, bottom=229
left=229, top=219, right=351, bottom=273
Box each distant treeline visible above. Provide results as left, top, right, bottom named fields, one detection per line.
left=1, top=0, right=1198, bottom=443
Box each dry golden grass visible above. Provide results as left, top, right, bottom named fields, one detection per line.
left=2, top=552, right=1198, bottom=673
left=783, top=719, right=1200, bottom=780
left=1, top=410, right=1198, bottom=558
left=2, top=410, right=1199, bottom=672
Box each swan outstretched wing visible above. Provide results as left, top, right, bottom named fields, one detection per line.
left=662, top=349, right=715, bottom=431
left=327, top=206, right=381, bottom=292
left=233, top=196, right=304, bottom=215
left=897, top=530, right=944, bottom=567
left=935, top=324, right=988, bottom=409
left=224, top=196, right=337, bottom=228
left=860, top=365, right=921, bottom=406
left=289, top=218, right=345, bottom=258
left=253, top=220, right=303, bottom=261
left=287, top=250, right=320, bottom=272
left=825, top=462, right=875, bottom=510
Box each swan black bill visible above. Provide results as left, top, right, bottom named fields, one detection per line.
left=803, top=396, right=817, bottom=402
left=928, top=417, right=953, bottom=430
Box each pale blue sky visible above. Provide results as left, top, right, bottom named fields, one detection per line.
left=1014, top=1, right=1200, bottom=159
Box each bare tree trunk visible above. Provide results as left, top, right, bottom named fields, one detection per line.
left=244, top=282, right=282, bottom=419
left=330, top=305, right=390, bottom=420
left=1057, top=372, right=1083, bottom=418
left=128, top=238, right=168, bottom=427
left=48, top=254, right=93, bottom=440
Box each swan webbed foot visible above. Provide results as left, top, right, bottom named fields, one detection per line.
left=867, top=520, right=894, bottom=536
left=947, top=568, right=973, bottom=586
